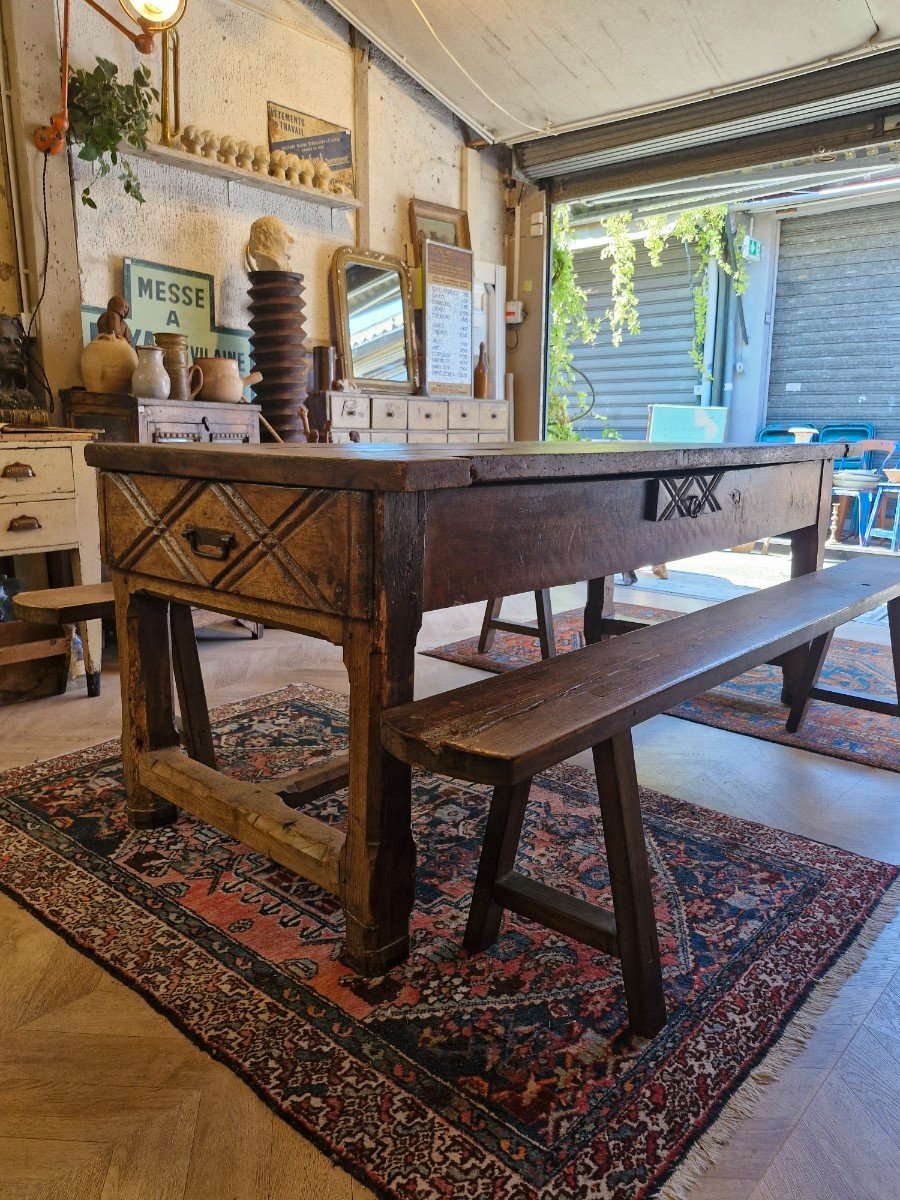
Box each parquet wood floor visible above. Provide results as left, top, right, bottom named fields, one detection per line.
left=1, top=586, right=898, bottom=1199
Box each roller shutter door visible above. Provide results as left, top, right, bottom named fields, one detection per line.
left=569, top=240, right=698, bottom=440
left=767, top=201, right=900, bottom=442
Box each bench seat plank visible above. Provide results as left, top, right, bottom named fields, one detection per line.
left=384, top=557, right=900, bottom=786
left=13, top=582, right=115, bottom=624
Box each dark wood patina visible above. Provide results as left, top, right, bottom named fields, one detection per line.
left=85, top=438, right=839, bottom=976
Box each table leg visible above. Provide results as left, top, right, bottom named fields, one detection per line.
left=584, top=576, right=616, bottom=644
left=69, top=548, right=102, bottom=696
left=782, top=462, right=832, bottom=703
left=113, top=575, right=179, bottom=828
left=340, top=493, right=425, bottom=976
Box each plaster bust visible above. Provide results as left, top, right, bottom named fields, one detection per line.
left=244, top=216, right=295, bottom=273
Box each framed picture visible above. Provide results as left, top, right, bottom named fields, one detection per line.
left=408, top=199, right=470, bottom=266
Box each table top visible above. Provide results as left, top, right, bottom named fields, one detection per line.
left=84, top=439, right=843, bottom=493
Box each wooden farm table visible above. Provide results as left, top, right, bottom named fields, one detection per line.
left=85, top=439, right=840, bottom=975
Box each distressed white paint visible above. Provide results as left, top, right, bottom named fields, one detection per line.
left=65, top=0, right=505, bottom=344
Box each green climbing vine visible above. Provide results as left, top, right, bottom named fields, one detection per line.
left=546, top=206, right=619, bottom=442
left=547, top=203, right=750, bottom=440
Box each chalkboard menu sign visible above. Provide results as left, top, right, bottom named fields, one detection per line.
left=423, top=240, right=473, bottom=397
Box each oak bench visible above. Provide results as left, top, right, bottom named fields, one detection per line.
left=382, top=557, right=900, bottom=1037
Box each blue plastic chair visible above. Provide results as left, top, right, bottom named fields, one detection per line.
left=820, top=423, right=876, bottom=471
left=756, top=423, right=819, bottom=444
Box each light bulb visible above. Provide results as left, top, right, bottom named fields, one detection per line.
left=119, top=0, right=186, bottom=29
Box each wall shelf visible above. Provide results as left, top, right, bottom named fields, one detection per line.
left=120, top=141, right=362, bottom=213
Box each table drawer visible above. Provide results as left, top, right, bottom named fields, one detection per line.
left=331, top=395, right=371, bottom=428
left=371, top=397, right=408, bottom=429
left=479, top=401, right=508, bottom=432
left=101, top=472, right=373, bottom=618
left=448, top=400, right=480, bottom=430
left=0, top=497, right=78, bottom=552
left=408, top=400, right=448, bottom=431
left=0, top=446, right=74, bottom=501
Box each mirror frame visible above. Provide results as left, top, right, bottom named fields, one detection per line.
left=330, top=247, right=419, bottom=394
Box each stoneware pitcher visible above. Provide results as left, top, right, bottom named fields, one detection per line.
left=193, top=357, right=262, bottom=403
left=155, top=331, right=203, bottom=401
left=131, top=344, right=171, bottom=400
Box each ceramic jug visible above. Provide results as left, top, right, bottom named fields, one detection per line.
left=193, top=357, right=262, bottom=403
left=131, top=344, right=171, bottom=400
left=80, top=333, right=138, bottom=394
left=154, top=331, right=203, bottom=401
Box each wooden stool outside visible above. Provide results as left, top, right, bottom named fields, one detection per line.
left=479, top=590, right=557, bottom=658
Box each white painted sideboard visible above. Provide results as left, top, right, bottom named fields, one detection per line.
left=307, top=391, right=511, bottom=445
left=0, top=430, right=102, bottom=694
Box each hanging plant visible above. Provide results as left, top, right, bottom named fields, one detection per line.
left=546, top=206, right=619, bottom=442
left=596, top=204, right=749, bottom=375
left=66, top=57, right=159, bottom=208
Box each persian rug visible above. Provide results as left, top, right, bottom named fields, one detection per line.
left=423, top=604, right=900, bottom=774
left=1, top=684, right=897, bottom=1200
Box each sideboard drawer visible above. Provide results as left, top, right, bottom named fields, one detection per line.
left=0, top=446, right=74, bottom=502
left=0, top=496, right=78, bottom=552
left=408, top=400, right=448, bottom=431
left=332, top=395, right=371, bottom=428
left=448, top=400, right=479, bottom=430
left=479, top=402, right=508, bottom=432
left=371, top=397, right=408, bottom=429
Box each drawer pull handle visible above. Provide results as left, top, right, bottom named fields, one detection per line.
left=460, top=411, right=469, bottom=419
left=2, top=461, right=35, bottom=479
left=424, top=411, right=432, bottom=419
left=385, top=409, right=395, bottom=418
left=182, top=525, right=236, bottom=561
left=8, top=514, right=41, bottom=532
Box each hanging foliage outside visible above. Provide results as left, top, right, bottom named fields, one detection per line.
left=546, top=206, right=619, bottom=442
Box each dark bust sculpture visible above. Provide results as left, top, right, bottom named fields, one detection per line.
left=0, top=315, right=35, bottom=409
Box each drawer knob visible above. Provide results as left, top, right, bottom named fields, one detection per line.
left=385, top=409, right=395, bottom=418
left=182, top=525, right=236, bottom=561
left=1, top=461, right=35, bottom=480
left=460, top=411, right=469, bottom=419
left=424, top=411, right=432, bottom=419
left=8, top=514, right=42, bottom=532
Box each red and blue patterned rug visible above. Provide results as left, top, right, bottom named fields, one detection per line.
left=1, top=685, right=897, bottom=1199
left=423, top=604, right=900, bottom=774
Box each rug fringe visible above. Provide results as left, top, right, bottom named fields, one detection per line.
left=656, top=873, right=900, bottom=1200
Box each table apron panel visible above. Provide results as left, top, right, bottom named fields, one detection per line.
left=423, top=462, right=824, bottom=609
left=99, top=471, right=373, bottom=618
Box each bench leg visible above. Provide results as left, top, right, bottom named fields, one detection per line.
left=463, top=778, right=532, bottom=952
left=534, top=589, right=557, bottom=658
left=478, top=598, right=503, bottom=653
left=785, top=630, right=835, bottom=733
left=170, top=602, right=216, bottom=769
left=592, top=731, right=666, bottom=1038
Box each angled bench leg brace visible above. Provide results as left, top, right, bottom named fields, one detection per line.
left=478, top=590, right=557, bottom=658
left=786, top=596, right=900, bottom=732
left=463, top=729, right=666, bottom=1038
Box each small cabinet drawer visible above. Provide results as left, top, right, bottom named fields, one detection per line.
left=370, top=430, right=407, bottom=444
left=331, top=395, right=371, bottom=428
left=0, top=447, right=74, bottom=501
left=448, top=400, right=479, bottom=429
left=478, top=433, right=507, bottom=443
left=408, top=400, right=448, bottom=430
left=447, top=432, right=477, bottom=444
left=479, top=402, right=508, bottom=432
left=408, top=432, right=448, bottom=444
left=370, top=397, right=408, bottom=429
left=0, top=497, right=78, bottom=552
left=332, top=430, right=371, bottom=443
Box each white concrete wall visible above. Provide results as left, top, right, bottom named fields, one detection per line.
left=64, top=0, right=505, bottom=344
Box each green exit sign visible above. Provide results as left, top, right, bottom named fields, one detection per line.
left=742, top=236, right=762, bottom=262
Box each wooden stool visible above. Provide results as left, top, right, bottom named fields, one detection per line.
left=478, top=590, right=556, bottom=658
